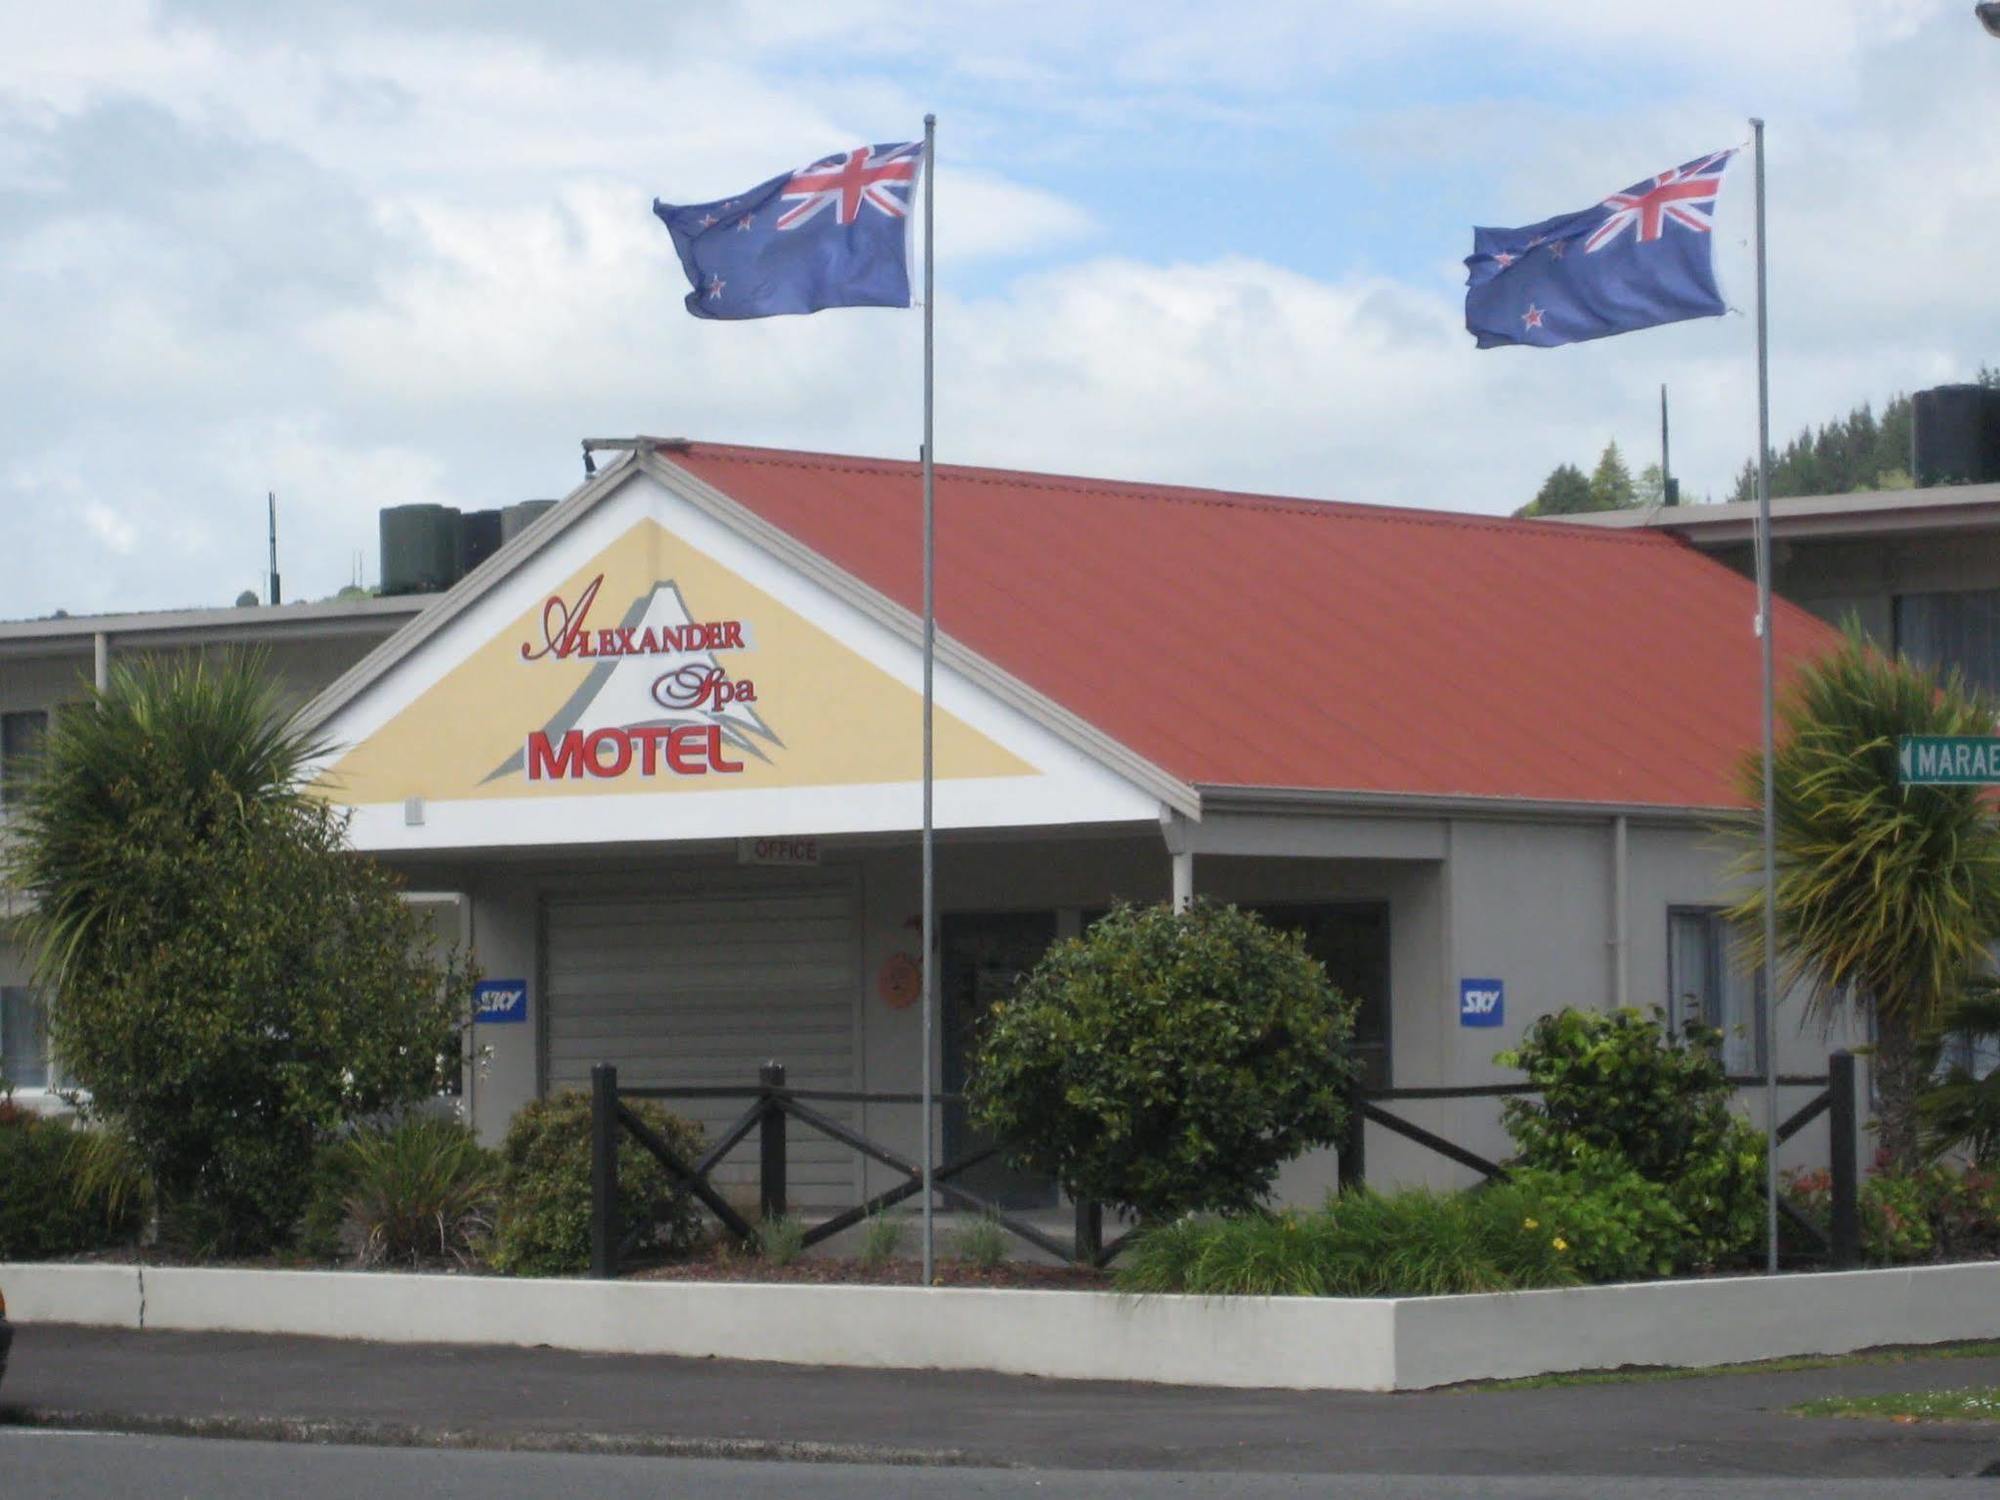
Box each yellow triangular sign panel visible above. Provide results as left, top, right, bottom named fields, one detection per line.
left=320, top=519, right=1033, bottom=803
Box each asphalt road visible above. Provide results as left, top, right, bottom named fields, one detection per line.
left=8, top=1323, right=2000, bottom=1481
left=3, top=1429, right=1996, bottom=1500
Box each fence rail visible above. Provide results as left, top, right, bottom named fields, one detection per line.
left=588, top=1051, right=1864, bottom=1278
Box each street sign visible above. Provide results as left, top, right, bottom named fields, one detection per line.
left=1897, top=736, right=2000, bottom=785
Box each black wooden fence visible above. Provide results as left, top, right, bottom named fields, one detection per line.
left=588, top=1051, right=1863, bottom=1278
left=588, top=1063, right=1131, bottom=1279
left=1340, top=1051, right=1863, bottom=1269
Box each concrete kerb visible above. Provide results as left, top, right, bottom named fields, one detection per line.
left=5, top=1260, right=1998, bottom=1391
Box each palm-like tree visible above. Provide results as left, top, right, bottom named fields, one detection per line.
left=6, top=651, right=325, bottom=993
left=1726, top=633, right=2000, bottom=1172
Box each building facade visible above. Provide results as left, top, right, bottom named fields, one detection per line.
left=4, top=441, right=1871, bottom=1215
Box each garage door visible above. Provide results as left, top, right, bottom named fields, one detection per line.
left=544, top=869, right=861, bottom=1207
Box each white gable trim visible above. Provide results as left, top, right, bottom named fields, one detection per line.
left=297, top=448, right=1197, bottom=821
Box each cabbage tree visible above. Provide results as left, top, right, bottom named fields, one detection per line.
left=1726, top=633, right=2000, bottom=1172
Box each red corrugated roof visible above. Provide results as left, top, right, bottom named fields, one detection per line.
left=664, top=442, right=1839, bottom=808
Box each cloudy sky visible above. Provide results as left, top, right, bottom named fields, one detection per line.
left=3, top=0, right=1994, bottom=618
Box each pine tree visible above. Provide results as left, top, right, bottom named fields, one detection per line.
left=1635, top=463, right=1666, bottom=507
left=1515, top=463, right=1595, bottom=517
left=1588, top=441, right=1636, bottom=511
left=1732, top=385, right=1937, bottom=502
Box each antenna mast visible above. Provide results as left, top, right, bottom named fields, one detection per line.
left=267, top=491, right=282, bottom=605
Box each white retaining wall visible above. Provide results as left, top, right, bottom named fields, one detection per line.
left=5, top=1260, right=1996, bottom=1392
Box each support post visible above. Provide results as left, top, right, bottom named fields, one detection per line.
left=1751, top=115, right=1781, bottom=1277
left=1074, top=1198, right=1103, bottom=1266
left=1828, top=1049, right=1860, bottom=1270
left=93, top=632, right=109, bottom=692
left=759, top=1061, right=788, bottom=1223
left=1171, top=849, right=1193, bottom=912
left=1338, top=1083, right=1367, bottom=1192
left=590, top=1063, right=619, bottom=1280
left=919, top=110, right=938, bottom=1289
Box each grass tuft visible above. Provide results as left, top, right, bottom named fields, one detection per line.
left=950, top=1214, right=1010, bottom=1271
left=757, top=1213, right=806, bottom=1267
left=857, top=1210, right=906, bottom=1270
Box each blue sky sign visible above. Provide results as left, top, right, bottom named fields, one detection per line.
left=474, top=979, right=529, bottom=1025
left=1897, top=736, right=2000, bottom=785
left=1459, top=979, right=1504, bottom=1028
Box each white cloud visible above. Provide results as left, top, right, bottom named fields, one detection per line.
left=1, top=0, right=1996, bottom=619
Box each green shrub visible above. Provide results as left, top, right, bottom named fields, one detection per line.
left=8, top=654, right=474, bottom=1253
left=1117, top=1188, right=1580, bottom=1297
left=0, top=1114, right=145, bottom=1258
left=1502, top=1146, right=1692, bottom=1282
left=968, top=901, right=1357, bottom=1223
left=758, top=1213, right=806, bottom=1267
left=301, top=1116, right=498, bottom=1266
left=857, top=1210, right=905, bottom=1270
left=490, top=1092, right=705, bottom=1276
left=950, top=1214, right=1008, bottom=1271
left=1496, top=1007, right=1765, bottom=1269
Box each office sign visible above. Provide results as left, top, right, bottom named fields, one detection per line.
left=739, top=836, right=821, bottom=866
left=1459, top=978, right=1504, bottom=1028
left=474, top=979, right=529, bottom=1025
left=1898, top=736, right=2000, bottom=785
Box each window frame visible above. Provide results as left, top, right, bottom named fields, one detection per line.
left=0, top=983, right=61, bottom=1096
left=1666, top=904, right=1766, bottom=1076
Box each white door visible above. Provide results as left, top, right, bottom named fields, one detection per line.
left=543, top=869, right=861, bottom=1207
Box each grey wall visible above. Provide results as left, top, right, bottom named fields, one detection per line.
left=397, top=810, right=1858, bottom=1219
left=1699, top=530, right=2000, bottom=643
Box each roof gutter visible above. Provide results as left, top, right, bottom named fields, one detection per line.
left=1196, top=783, right=1742, bottom=826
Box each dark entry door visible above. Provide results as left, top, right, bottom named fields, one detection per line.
left=1253, top=903, right=1392, bottom=1090
left=942, top=909, right=1060, bottom=1209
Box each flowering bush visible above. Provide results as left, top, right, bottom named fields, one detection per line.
left=1921, top=1165, right=2000, bottom=1260
left=1503, top=1146, right=1692, bottom=1283
left=1497, top=1006, right=1765, bottom=1269
left=1784, top=1164, right=1936, bottom=1265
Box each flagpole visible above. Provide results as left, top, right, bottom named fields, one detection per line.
left=1751, top=116, right=1780, bottom=1276
left=920, top=111, right=938, bottom=1288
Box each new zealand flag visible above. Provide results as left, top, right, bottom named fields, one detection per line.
left=654, top=143, right=921, bottom=320
left=1464, top=149, right=1736, bottom=350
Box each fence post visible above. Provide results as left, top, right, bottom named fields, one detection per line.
left=1074, top=1198, right=1102, bottom=1266
left=1828, top=1049, right=1860, bottom=1270
left=759, top=1061, right=788, bottom=1222
left=590, top=1063, right=619, bottom=1280
left=1339, top=1084, right=1367, bottom=1193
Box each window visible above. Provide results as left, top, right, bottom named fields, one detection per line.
left=0, top=986, right=53, bottom=1091
left=1895, top=589, right=2000, bottom=696
left=1667, top=907, right=1763, bottom=1076
left=1, top=708, right=49, bottom=807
